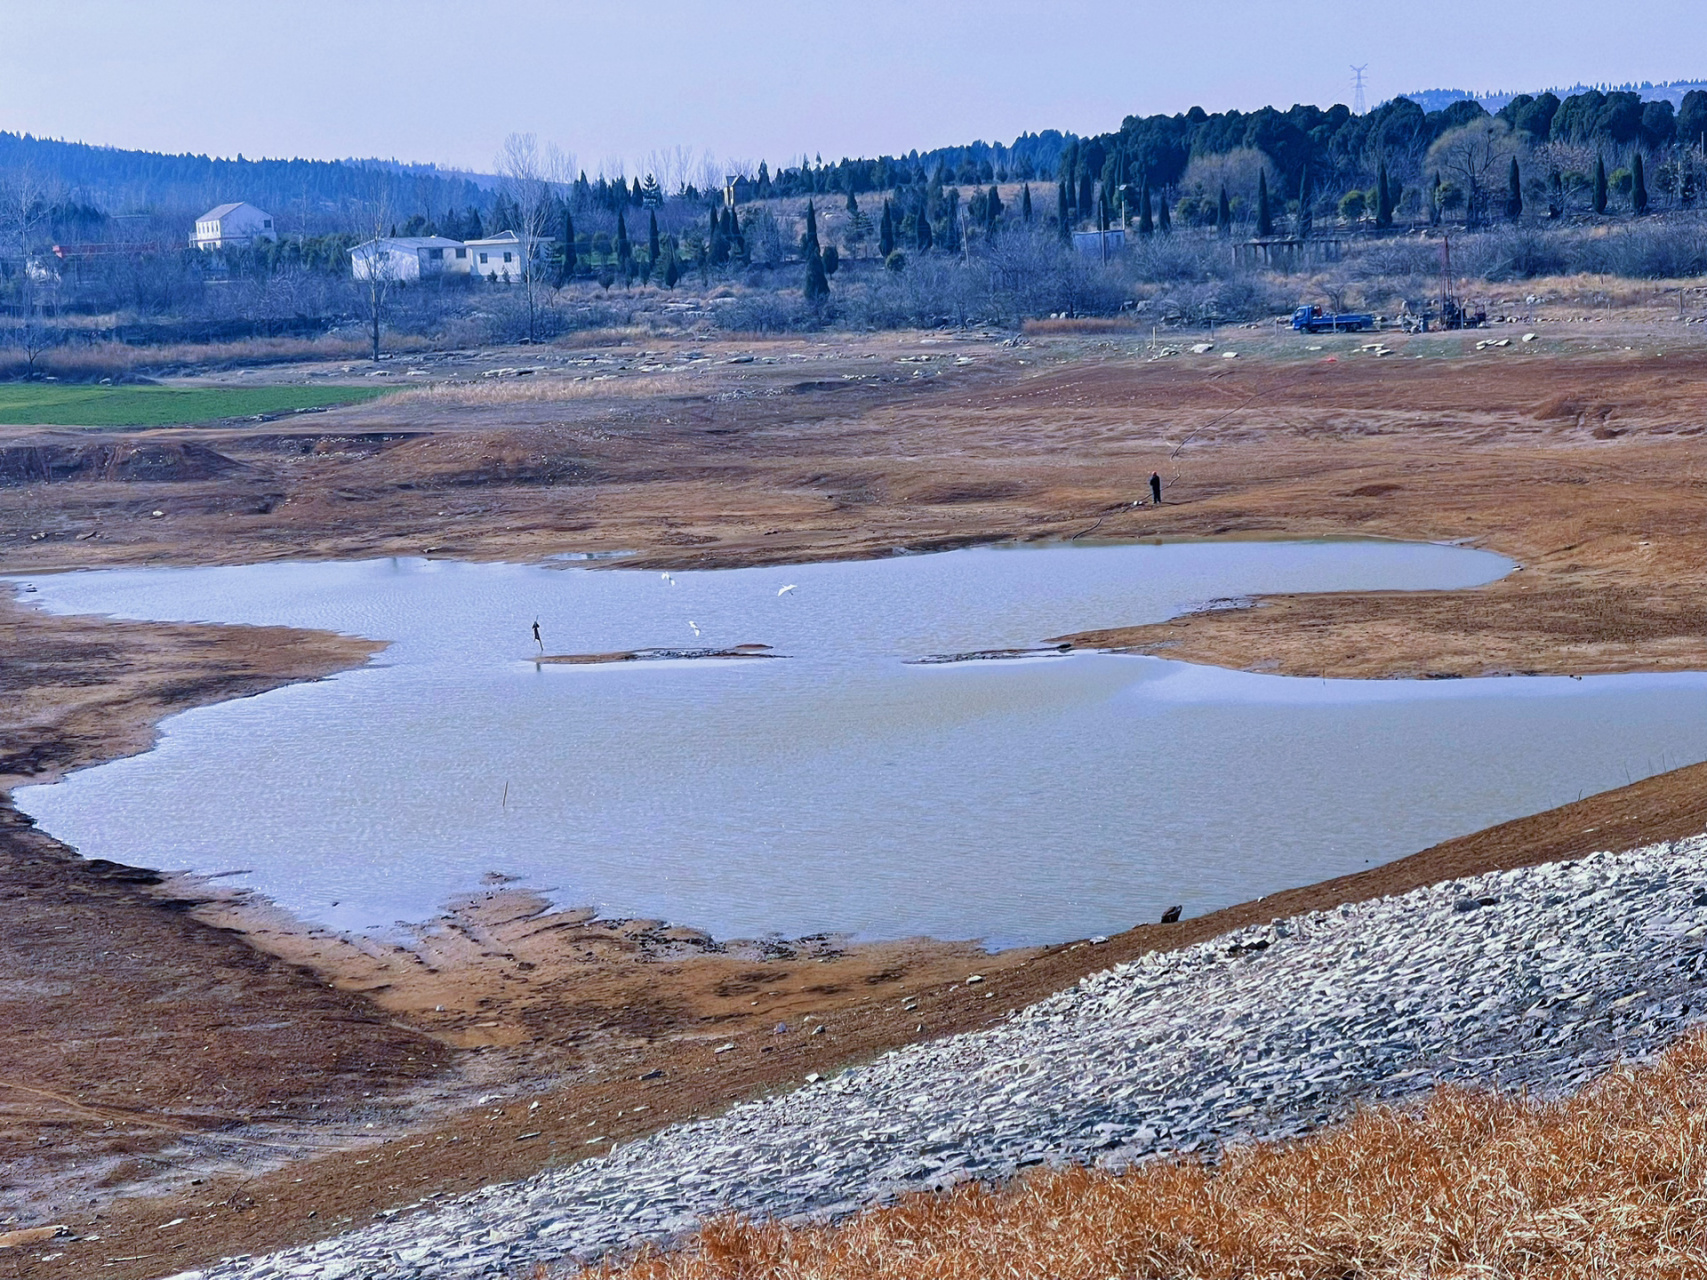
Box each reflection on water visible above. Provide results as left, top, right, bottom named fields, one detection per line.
left=13, top=541, right=1707, bottom=947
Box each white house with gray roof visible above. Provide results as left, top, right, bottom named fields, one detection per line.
left=190, top=202, right=277, bottom=249
left=350, top=235, right=471, bottom=281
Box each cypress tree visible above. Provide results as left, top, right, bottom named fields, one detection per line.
left=1079, top=171, right=1095, bottom=219
left=1297, top=165, right=1312, bottom=238
left=1507, top=157, right=1523, bottom=221
left=648, top=210, right=660, bottom=263
left=878, top=200, right=895, bottom=258
left=1632, top=151, right=1649, bottom=214
left=1375, top=159, right=1393, bottom=228
left=917, top=206, right=934, bottom=252
left=1021, top=183, right=1032, bottom=223
left=1256, top=170, right=1273, bottom=236
left=1217, top=184, right=1231, bottom=235
left=802, top=200, right=820, bottom=254
left=1593, top=154, right=1608, bottom=214
left=803, top=240, right=829, bottom=302
left=1138, top=179, right=1154, bottom=235
left=663, top=252, right=679, bottom=289
left=616, top=211, right=631, bottom=264
left=1057, top=181, right=1070, bottom=238
left=845, top=187, right=858, bottom=216
left=985, top=184, right=1002, bottom=235
left=1549, top=170, right=1564, bottom=219
left=562, top=210, right=577, bottom=281
left=1157, top=192, right=1171, bottom=233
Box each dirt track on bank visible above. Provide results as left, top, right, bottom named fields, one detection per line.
left=4, top=326, right=1707, bottom=1276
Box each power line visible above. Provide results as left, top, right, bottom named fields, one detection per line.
left=1351, top=64, right=1369, bottom=116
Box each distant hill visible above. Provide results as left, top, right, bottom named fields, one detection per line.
left=0, top=132, right=493, bottom=232
left=1401, top=79, right=1707, bottom=115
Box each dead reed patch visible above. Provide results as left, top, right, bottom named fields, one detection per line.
left=577, top=1028, right=1707, bottom=1280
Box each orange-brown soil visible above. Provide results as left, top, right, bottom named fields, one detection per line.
left=3, top=327, right=1707, bottom=1277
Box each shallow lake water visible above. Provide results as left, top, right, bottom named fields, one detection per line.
left=13, top=540, right=1707, bottom=947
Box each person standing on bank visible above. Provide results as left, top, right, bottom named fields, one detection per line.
left=1149, top=471, right=1163, bottom=505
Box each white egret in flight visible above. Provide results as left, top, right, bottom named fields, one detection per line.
left=777, top=584, right=798, bottom=596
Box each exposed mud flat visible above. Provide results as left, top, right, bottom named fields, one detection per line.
left=535, top=643, right=778, bottom=664
left=4, top=329, right=1707, bottom=1276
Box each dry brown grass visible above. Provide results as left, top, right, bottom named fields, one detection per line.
left=579, top=1029, right=1707, bottom=1280
left=385, top=372, right=685, bottom=407
left=0, top=334, right=440, bottom=382
left=1022, top=316, right=1144, bottom=335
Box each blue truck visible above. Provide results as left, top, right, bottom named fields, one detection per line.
left=1290, top=304, right=1375, bottom=333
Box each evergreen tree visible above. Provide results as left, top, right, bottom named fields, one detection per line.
left=822, top=245, right=839, bottom=275
left=1138, top=179, right=1154, bottom=235
left=1157, top=192, right=1171, bottom=233
left=1078, top=170, right=1095, bottom=218
left=616, top=211, right=632, bottom=264
left=1057, top=181, right=1070, bottom=239
left=917, top=205, right=934, bottom=252
left=802, top=200, right=820, bottom=255
left=1297, top=165, right=1312, bottom=238
left=1593, top=154, right=1609, bottom=214
left=1632, top=151, right=1649, bottom=214
left=630, top=177, right=644, bottom=205
left=1217, top=184, right=1231, bottom=235
left=1507, top=157, right=1523, bottom=221
left=648, top=210, right=660, bottom=263
left=562, top=211, right=577, bottom=282
left=1021, top=183, right=1032, bottom=223
left=1548, top=170, right=1564, bottom=219
left=1375, top=159, right=1394, bottom=229
left=1257, top=170, right=1273, bottom=236
left=878, top=200, right=895, bottom=258
left=845, top=187, right=858, bottom=216
left=803, top=239, right=829, bottom=302
left=985, top=183, right=1002, bottom=235
left=663, top=252, right=679, bottom=289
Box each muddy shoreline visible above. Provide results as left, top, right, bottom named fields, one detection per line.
left=5, top=330, right=1707, bottom=1277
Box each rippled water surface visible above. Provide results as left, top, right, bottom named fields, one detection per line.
left=14, top=540, right=1707, bottom=946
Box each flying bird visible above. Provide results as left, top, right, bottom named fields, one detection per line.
left=777, top=584, right=798, bottom=596
left=660, top=572, right=676, bottom=587
left=688, top=620, right=701, bottom=637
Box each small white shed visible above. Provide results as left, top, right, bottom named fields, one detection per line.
left=465, top=230, right=528, bottom=281
left=350, top=236, right=470, bottom=281
left=191, top=202, right=277, bottom=249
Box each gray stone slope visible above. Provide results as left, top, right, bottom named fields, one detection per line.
left=175, top=834, right=1707, bottom=1280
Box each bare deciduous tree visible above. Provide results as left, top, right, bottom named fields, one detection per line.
left=353, top=179, right=398, bottom=361
left=1428, top=120, right=1520, bottom=228
left=496, top=133, right=570, bottom=341
left=0, top=169, right=60, bottom=375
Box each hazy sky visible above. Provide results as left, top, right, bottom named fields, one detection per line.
left=4, top=1, right=1705, bottom=175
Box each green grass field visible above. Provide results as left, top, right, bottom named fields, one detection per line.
left=0, top=383, right=393, bottom=427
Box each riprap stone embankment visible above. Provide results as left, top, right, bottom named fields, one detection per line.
left=176, top=834, right=1707, bottom=1280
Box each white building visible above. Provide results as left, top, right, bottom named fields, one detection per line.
left=465, top=230, right=529, bottom=281
left=350, top=236, right=470, bottom=281
left=191, top=202, right=277, bottom=249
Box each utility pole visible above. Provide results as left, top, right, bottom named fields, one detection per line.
left=1351, top=65, right=1369, bottom=116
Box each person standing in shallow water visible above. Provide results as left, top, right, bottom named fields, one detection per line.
left=1149, top=472, right=1162, bottom=505
left=532, top=619, right=543, bottom=651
